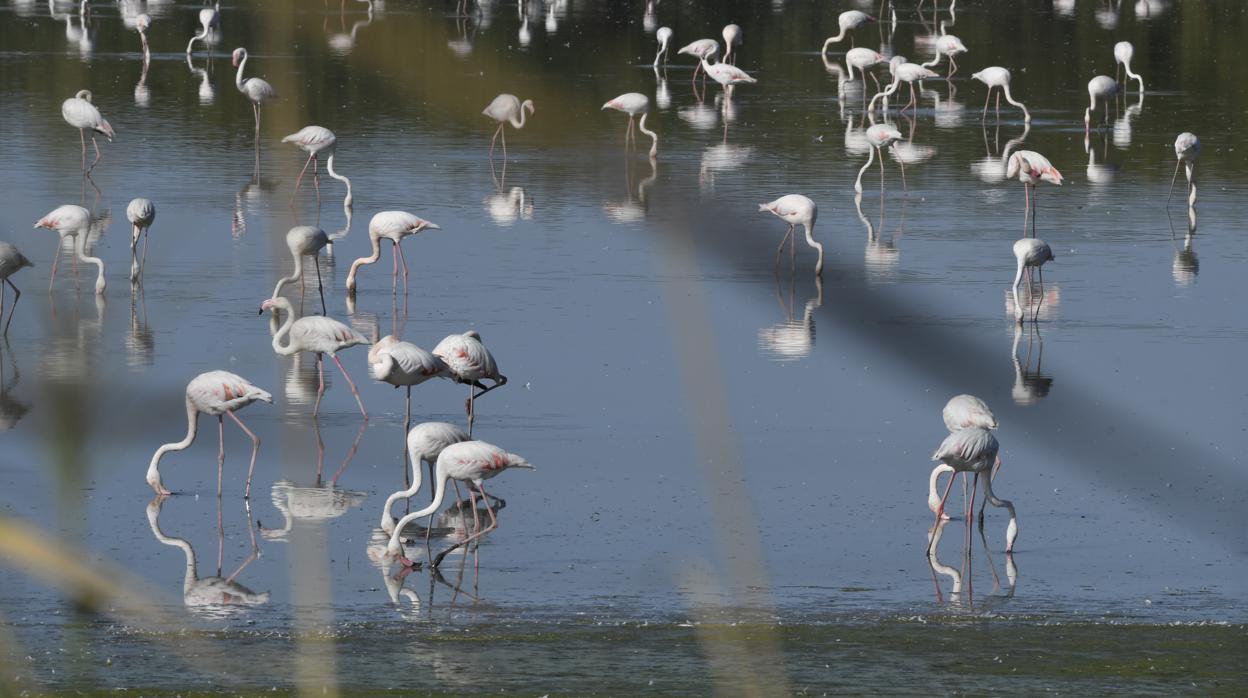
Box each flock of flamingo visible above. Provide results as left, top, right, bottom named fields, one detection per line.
left=0, top=0, right=1207, bottom=587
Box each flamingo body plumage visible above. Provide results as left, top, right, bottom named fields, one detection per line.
left=346, top=211, right=440, bottom=293
left=759, top=195, right=822, bottom=276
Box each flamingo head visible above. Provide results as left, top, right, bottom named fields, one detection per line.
left=75, top=89, right=92, bottom=101
left=231, top=47, right=245, bottom=67
left=1041, top=166, right=1064, bottom=186
left=259, top=297, right=289, bottom=315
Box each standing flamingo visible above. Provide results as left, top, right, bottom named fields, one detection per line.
left=146, top=370, right=272, bottom=498
left=927, top=427, right=1018, bottom=554
left=722, top=24, right=742, bottom=64
left=677, top=39, right=719, bottom=87
left=929, top=394, right=1000, bottom=519
left=260, top=296, right=370, bottom=419
left=33, top=204, right=105, bottom=295
left=700, top=57, right=757, bottom=96
left=368, top=335, right=450, bottom=451
left=433, top=331, right=507, bottom=436
left=855, top=123, right=906, bottom=194
left=272, top=226, right=330, bottom=316
left=602, top=93, right=658, bottom=158
left=822, top=10, right=875, bottom=52
left=0, top=243, right=33, bottom=335
left=232, top=48, right=277, bottom=141
left=345, top=211, right=441, bottom=295
left=62, top=90, right=115, bottom=172
left=185, top=1, right=220, bottom=54
left=135, top=13, right=151, bottom=61
left=1114, top=41, right=1144, bottom=93
left=653, top=26, right=672, bottom=68
left=1084, top=76, right=1118, bottom=136
left=868, top=57, right=938, bottom=115
left=379, top=421, right=470, bottom=534
left=971, top=67, right=1031, bottom=123
left=126, top=197, right=155, bottom=284
left=386, top=440, right=535, bottom=568
left=1011, top=238, right=1055, bottom=324
left=1006, top=151, right=1062, bottom=236
left=482, top=94, right=535, bottom=160
left=281, top=126, right=338, bottom=199
left=1167, top=132, right=1199, bottom=207
left=845, top=48, right=886, bottom=99
left=921, top=34, right=967, bottom=78
left=759, top=195, right=822, bottom=276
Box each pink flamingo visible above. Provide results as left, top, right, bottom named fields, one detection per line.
left=677, top=38, right=719, bottom=88
left=1167, top=132, right=1199, bottom=207
left=855, top=123, right=906, bottom=194
left=33, top=204, right=106, bottom=295
left=482, top=94, right=535, bottom=160
left=232, top=48, right=277, bottom=140
left=822, top=10, right=875, bottom=52
left=1006, top=151, right=1063, bottom=236
left=433, top=331, right=507, bottom=436
left=1012, top=238, right=1055, bottom=324
left=379, top=421, right=470, bottom=534
left=971, top=67, right=1031, bottom=122
left=272, top=226, right=330, bottom=316
left=260, top=296, right=369, bottom=419
left=61, top=90, right=115, bottom=172
left=281, top=125, right=337, bottom=199
left=921, top=34, right=967, bottom=79
left=602, top=93, right=659, bottom=158
left=368, top=335, right=450, bottom=446
left=758, top=195, right=822, bottom=276
left=927, top=427, right=1018, bottom=554
left=345, top=211, right=441, bottom=295
left=126, top=198, right=155, bottom=284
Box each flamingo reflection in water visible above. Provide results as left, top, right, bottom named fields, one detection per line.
left=927, top=427, right=1019, bottom=556
left=0, top=340, right=29, bottom=430
left=604, top=156, right=656, bottom=224
left=1011, top=323, right=1054, bottom=407
left=758, top=274, right=822, bottom=363
left=927, top=515, right=1018, bottom=606
left=972, top=121, right=1029, bottom=185
left=854, top=191, right=901, bottom=281
left=146, top=496, right=270, bottom=615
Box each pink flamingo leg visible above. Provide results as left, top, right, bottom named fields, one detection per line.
left=396, top=242, right=411, bottom=294
left=217, top=415, right=226, bottom=498
left=314, top=353, right=326, bottom=416
left=48, top=248, right=60, bottom=292
left=330, top=353, right=368, bottom=420
left=292, top=151, right=315, bottom=198
left=433, top=483, right=499, bottom=568
left=226, top=410, right=261, bottom=499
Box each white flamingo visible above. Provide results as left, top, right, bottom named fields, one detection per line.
left=345, top=211, right=441, bottom=295
left=928, top=427, right=1018, bottom=553
left=482, top=94, right=535, bottom=160
left=379, top=421, right=470, bottom=535
left=1084, top=75, right=1118, bottom=136
left=822, top=10, right=875, bottom=52
left=1011, top=238, right=1055, bottom=324
left=855, top=124, right=906, bottom=194
left=260, top=297, right=370, bottom=419
left=971, top=67, right=1031, bottom=123
left=185, top=1, right=220, bottom=54
left=368, top=335, right=450, bottom=443
left=602, top=93, right=658, bottom=158
left=126, top=197, right=155, bottom=284
left=758, top=195, right=822, bottom=276
left=62, top=89, right=115, bottom=172
left=281, top=125, right=337, bottom=198
left=232, top=48, right=277, bottom=140
left=1167, top=132, right=1199, bottom=207
left=1114, top=41, right=1144, bottom=93
left=677, top=38, right=719, bottom=87
left=653, top=26, right=672, bottom=68
left=921, top=34, right=967, bottom=78
left=433, top=331, right=507, bottom=436
left=33, top=204, right=105, bottom=295
left=272, top=226, right=330, bottom=316
left=722, top=24, right=742, bottom=64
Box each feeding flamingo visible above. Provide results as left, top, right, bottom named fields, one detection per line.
left=482, top=94, right=535, bottom=160
left=927, top=427, right=1018, bottom=554
left=855, top=123, right=906, bottom=194
left=33, top=204, right=105, bottom=295
left=1011, top=238, right=1055, bottom=324
left=759, top=195, right=823, bottom=276
left=345, top=211, right=441, bottom=295
left=701, top=57, right=757, bottom=96
left=722, top=24, right=742, bottom=64
left=260, top=296, right=370, bottom=419
left=126, top=197, right=155, bottom=284
left=1167, top=132, right=1199, bottom=207
left=61, top=90, right=115, bottom=172
left=281, top=126, right=337, bottom=199
left=921, top=34, right=967, bottom=78
left=272, top=226, right=330, bottom=316
left=1114, top=41, right=1144, bottom=93
left=1084, top=76, right=1118, bottom=136
left=0, top=243, right=33, bottom=335
left=653, top=26, right=672, bottom=68
left=602, top=93, right=658, bottom=158
left=929, top=394, right=1000, bottom=520
left=433, top=330, right=507, bottom=436
left=232, top=48, right=277, bottom=141
left=845, top=48, right=886, bottom=99
left=822, top=10, right=875, bottom=52
left=186, top=1, right=220, bottom=54
left=379, top=421, right=470, bottom=534
left=1006, top=151, right=1062, bottom=236
left=146, top=371, right=272, bottom=497
left=971, top=67, right=1031, bottom=122
left=867, top=57, right=938, bottom=115
left=677, top=39, right=719, bottom=87
left=386, top=440, right=535, bottom=569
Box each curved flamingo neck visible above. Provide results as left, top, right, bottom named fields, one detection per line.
left=802, top=221, right=823, bottom=276
left=269, top=304, right=300, bottom=355
left=147, top=398, right=199, bottom=491
left=235, top=53, right=248, bottom=91
left=147, top=503, right=199, bottom=593
left=387, top=470, right=450, bottom=556
left=928, top=464, right=954, bottom=512
left=1001, top=83, right=1030, bottom=123
left=272, top=249, right=305, bottom=300
left=637, top=113, right=658, bottom=158
left=73, top=233, right=106, bottom=294
left=380, top=452, right=424, bottom=533
left=326, top=155, right=352, bottom=209
left=854, top=146, right=876, bottom=193
left=346, top=232, right=383, bottom=290
left=1011, top=254, right=1026, bottom=321
left=511, top=101, right=532, bottom=129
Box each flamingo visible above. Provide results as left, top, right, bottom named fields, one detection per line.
left=759, top=195, right=822, bottom=277
left=386, top=440, right=535, bottom=568
left=971, top=67, right=1031, bottom=123
left=134, top=13, right=151, bottom=61
left=823, top=10, right=875, bottom=53
left=185, top=1, right=220, bottom=54
left=146, top=371, right=273, bottom=497
left=1006, top=151, right=1062, bottom=236
left=379, top=421, right=470, bottom=534
left=602, top=93, right=658, bottom=158
left=1167, top=132, right=1199, bottom=207
left=722, top=24, right=742, bottom=65
left=867, top=56, right=938, bottom=115
left=126, top=197, right=155, bottom=284
left=700, top=57, right=757, bottom=96
left=929, top=395, right=1000, bottom=520
left=845, top=48, right=885, bottom=98
left=482, top=94, right=535, bottom=160
left=927, top=427, right=1018, bottom=554
left=232, top=48, right=278, bottom=141
left=260, top=296, right=370, bottom=419
left=855, top=124, right=906, bottom=194
left=345, top=211, right=441, bottom=295
left=272, top=226, right=330, bottom=316
left=61, top=90, right=115, bottom=172
left=677, top=39, right=719, bottom=87
left=653, top=26, right=672, bottom=68
left=281, top=126, right=337, bottom=199
left=1114, top=41, right=1144, bottom=93
left=1011, top=238, right=1055, bottom=324
left=33, top=204, right=105, bottom=295
left=921, top=34, right=967, bottom=78
left=368, top=335, right=450, bottom=455
left=0, top=243, right=33, bottom=335
left=432, top=331, right=507, bottom=436
left=1084, top=76, right=1118, bottom=136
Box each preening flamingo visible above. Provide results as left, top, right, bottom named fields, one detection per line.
left=186, top=2, right=220, bottom=54
left=146, top=370, right=272, bottom=497
left=126, top=197, right=155, bottom=284
left=921, top=34, right=967, bottom=78
left=1167, top=132, right=1199, bottom=207
left=33, top=204, right=105, bottom=295
left=386, top=440, right=534, bottom=568
left=272, top=226, right=330, bottom=316
left=379, top=421, right=470, bottom=534
left=1114, top=41, right=1144, bottom=93
left=602, top=93, right=658, bottom=158
left=822, top=10, right=875, bottom=52
left=368, top=335, right=450, bottom=457
left=868, top=57, right=938, bottom=115
left=700, top=57, right=757, bottom=95
left=845, top=48, right=885, bottom=97
left=971, top=67, right=1031, bottom=122
left=1011, top=238, right=1055, bottom=324
left=0, top=243, right=33, bottom=335
left=1084, top=76, right=1118, bottom=136
left=260, top=296, right=370, bottom=419
left=345, top=211, right=441, bottom=294
left=432, top=330, right=507, bottom=436
left=1006, top=151, right=1063, bottom=236
left=62, top=90, right=115, bottom=172
left=232, top=48, right=277, bottom=140
left=759, top=195, right=822, bottom=276
left=722, top=24, right=742, bottom=64
left=677, top=39, right=719, bottom=87
left=281, top=126, right=337, bottom=199
left=855, top=123, right=906, bottom=194
left=482, top=94, right=535, bottom=160
left=928, top=427, right=1018, bottom=553
left=653, top=26, right=672, bottom=68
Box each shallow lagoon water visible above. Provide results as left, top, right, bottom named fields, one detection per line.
left=0, top=0, right=1245, bottom=693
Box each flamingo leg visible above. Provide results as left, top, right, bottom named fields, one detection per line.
left=227, top=410, right=261, bottom=499
left=981, top=86, right=991, bottom=120
left=1022, top=183, right=1030, bottom=237
left=391, top=240, right=399, bottom=294
left=396, top=242, right=411, bottom=295
left=466, top=383, right=475, bottom=437
left=488, top=123, right=502, bottom=159
left=433, top=483, right=499, bottom=568
left=314, top=256, right=327, bottom=316
left=293, top=151, right=315, bottom=198
left=893, top=146, right=907, bottom=191
left=331, top=353, right=368, bottom=420
left=775, top=224, right=793, bottom=267
left=948, top=55, right=958, bottom=79
left=0, top=280, right=16, bottom=335
left=1165, top=159, right=1182, bottom=205
left=500, top=126, right=508, bottom=162
left=217, top=416, right=226, bottom=498
left=48, top=246, right=59, bottom=292
left=88, top=136, right=102, bottom=173
left=253, top=103, right=261, bottom=142
left=995, top=91, right=1001, bottom=118
left=1034, top=266, right=1045, bottom=322
left=314, top=353, right=326, bottom=416
left=140, top=229, right=150, bottom=281
left=78, top=129, right=88, bottom=170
